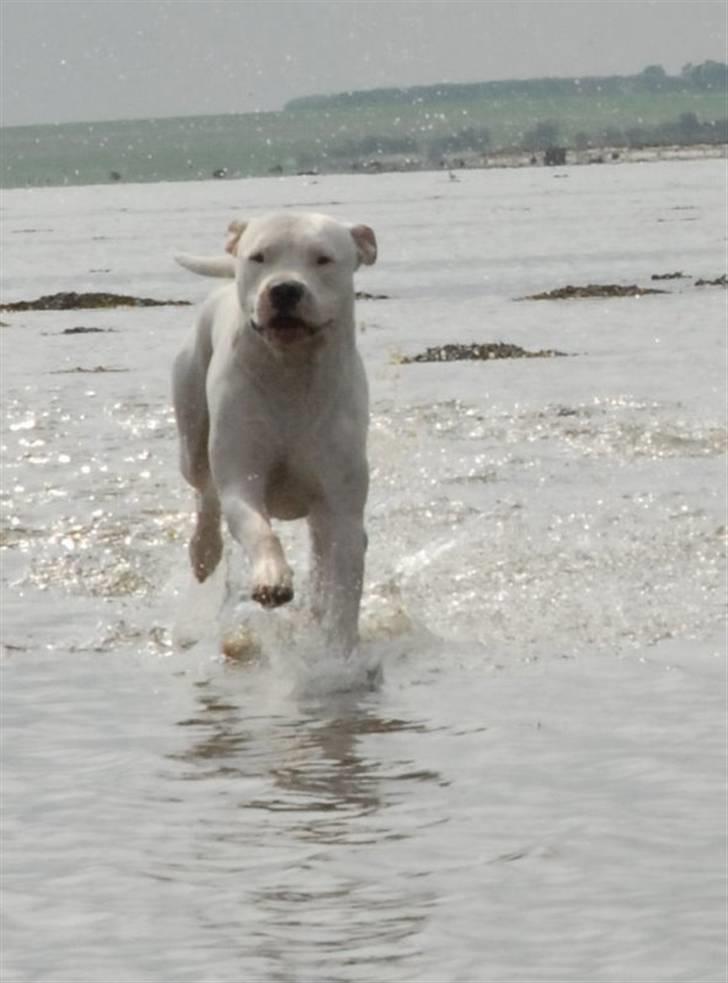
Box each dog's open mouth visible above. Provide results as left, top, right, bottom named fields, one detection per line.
left=258, top=316, right=320, bottom=345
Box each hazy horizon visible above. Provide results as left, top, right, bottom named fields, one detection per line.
left=2, top=0, right=725, bottom=127
left=2, top=63, right=722, bottom=131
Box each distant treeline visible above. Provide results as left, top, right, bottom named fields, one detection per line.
left=300, top=111, right=726, bottom=171
left=570, top=112, right=727, bottom=152
left=517, top=111, right=727, bottom=153
left=2, top=61, right=725, bottom=189
left=285, top=62, right=728, bottom=112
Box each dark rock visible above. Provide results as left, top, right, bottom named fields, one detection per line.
left=521, top=283, right=667, bottom=300
left=0, top=292, right=192, bottom=311
left=651, top=271, right=688, bottom=280
left=61, top=326, right=115, bottom=335
left=544, top=147, right=567, bottom=166
left=694, top=274, right=727, bottom=287
left=50, top=366, right=129, bottom=374
left=401, top=342, right=567, bottom=363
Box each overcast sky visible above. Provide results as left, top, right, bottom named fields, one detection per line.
left=1, top=0, right=725, bottom=126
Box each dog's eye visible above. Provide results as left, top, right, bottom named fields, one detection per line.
left=249, top=252, right=265, bottom=263
left=316, top=255, right=333, bottom=266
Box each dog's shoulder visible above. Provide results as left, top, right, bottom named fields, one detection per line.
left=189, top=278, right=232, bottom=311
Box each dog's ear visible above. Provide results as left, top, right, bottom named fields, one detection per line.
left=350, top=224, right=377, bottom=267
left=225, top=219, right=248, bottom=256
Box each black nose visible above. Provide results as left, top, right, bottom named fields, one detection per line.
left=270, top=281, right=304, bottom=310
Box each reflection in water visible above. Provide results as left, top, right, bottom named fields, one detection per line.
left=169, top=679, right=442, bottom=978
left=174, top=680, right=438, bottom=829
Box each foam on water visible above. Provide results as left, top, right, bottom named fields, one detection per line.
left=170, top=543, right=447, bottom=698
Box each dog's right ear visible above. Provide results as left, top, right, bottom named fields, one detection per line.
left=350, top=224, right=377, bottom=267
left=225, top=219, right=248, bottom=256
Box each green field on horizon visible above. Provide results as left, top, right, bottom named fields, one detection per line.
left=2, top=82, right=724, bottom=188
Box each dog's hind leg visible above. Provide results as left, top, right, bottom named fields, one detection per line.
left=172, top=325, right=223, bottom=582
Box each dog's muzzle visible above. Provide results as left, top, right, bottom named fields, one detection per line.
left=252, top=279, right=325, bottom=348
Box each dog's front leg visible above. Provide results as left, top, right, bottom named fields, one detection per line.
left=219, top=484, right=293, bottom=608
left=309, top=507, right=366, bottom=652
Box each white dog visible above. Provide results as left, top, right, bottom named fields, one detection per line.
left=172, top=211, right=377, bottom=654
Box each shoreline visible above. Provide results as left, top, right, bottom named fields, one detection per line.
left=1, top=142, right=724, bottom=192
left=347, top=141, right=727, bottom=174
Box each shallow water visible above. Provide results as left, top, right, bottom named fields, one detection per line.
left=1, top=161, right=726, bottom=981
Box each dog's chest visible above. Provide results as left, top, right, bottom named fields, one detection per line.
left=264, top=459, right=319, bottom=520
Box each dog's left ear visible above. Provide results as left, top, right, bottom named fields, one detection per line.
left=225, top=219, right=247, bottom=256
left=350, top=224, right=377, bottom=267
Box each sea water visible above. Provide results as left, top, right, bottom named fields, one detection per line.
left=1, top=161, right=725, bottom=981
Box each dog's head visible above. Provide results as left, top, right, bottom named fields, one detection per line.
left=225, top=212, right=376, bottom=353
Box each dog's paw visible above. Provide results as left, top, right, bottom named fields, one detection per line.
left=189, top=526, right=223, bottom=582
left=252, top=583, right=294, bottom=608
